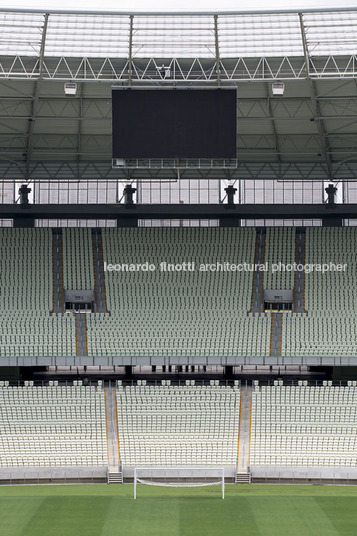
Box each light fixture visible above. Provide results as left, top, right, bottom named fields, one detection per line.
left=157, top=65, right=171, bottom=79
left=18, top=184, right=31, bottom=207
left=272, top=82, right=285, bottom=96
left=64, top=82, right=77, bottom=95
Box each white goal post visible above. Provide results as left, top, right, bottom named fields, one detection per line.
left=133, top=467, right=225, bottom=499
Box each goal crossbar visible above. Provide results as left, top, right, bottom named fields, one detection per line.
left=133, top=467, right=225, bottom=499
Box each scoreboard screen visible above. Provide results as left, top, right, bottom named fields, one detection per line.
left=112, top=89, right=236, bottom=159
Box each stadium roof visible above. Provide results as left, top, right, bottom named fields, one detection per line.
left=1, top=7, right=357, bottom=61
left=0, top=7, right=357, bottom=182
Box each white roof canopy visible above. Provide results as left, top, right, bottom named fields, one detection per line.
left=0, top=9, right=356, bottom=59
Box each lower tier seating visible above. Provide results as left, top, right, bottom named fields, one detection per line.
left=117, top=382, right=240, bottom=466
left=250, top=385, right=357, bottom=467
left=0, top=384, right=107, bottom=467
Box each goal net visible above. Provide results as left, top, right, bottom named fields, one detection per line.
left=133, top=467, right=225, bottom=499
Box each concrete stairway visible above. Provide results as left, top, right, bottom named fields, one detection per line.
left=108, top=471, right=123, bottom=484
left=251, top=228, right=266, bottom=313
left=236, top=472, right=251, bottom=484
left=294, top=227, right=306, bottom=313
left=52, top=228, right=64, bottom=313
left=91, top=229, right=107, bottom=313
left=270, top=314, right=282, bottom=357
left=236, top=385, right=252, bottom=483
left=75, top=314, right=87, bottom=357
left=105, top=386, right=123, bottom=484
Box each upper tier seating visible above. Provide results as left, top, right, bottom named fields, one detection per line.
left=264, top=227, right=295, bottom=290
left=0, top=229, right=76, bottom=357
left=86, top=228, right=271, bottom=357
left=281, top=227, right=357, bottom=357
left=63, top=228, right=94, bottom=290
left=1, top=227, right=357, bottom=358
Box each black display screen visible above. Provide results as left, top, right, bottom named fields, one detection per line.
left=112, top=89, right=236, bottom=159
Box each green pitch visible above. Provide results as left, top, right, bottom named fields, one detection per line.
left=0, top=483, right=355, bottom=536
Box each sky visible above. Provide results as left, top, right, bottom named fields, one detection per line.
left=0, top=0, right=356, bottom=12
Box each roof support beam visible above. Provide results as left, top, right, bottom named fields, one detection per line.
left=77, top=86, right=83, bottom=175
left=25, top=13, right=49, bottom=181
left=265, top=83, right=281, bottom=164
left=128, top=15, right=134, bottom=86
left=214, top=15, right=221, bottom=86
left=299, top=13, right=333, bottom=180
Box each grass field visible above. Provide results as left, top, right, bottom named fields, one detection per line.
left=0, top=484, right=356, bottom=536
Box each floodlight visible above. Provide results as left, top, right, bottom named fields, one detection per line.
left=272, top=82, right=285, bottom=96
left=325, top=183, right=337, bottom=205
left=18, top=184, right=31, bottom=207
left=64, top=82, right=77, bottom=95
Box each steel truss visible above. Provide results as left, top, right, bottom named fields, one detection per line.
left=0, top=55, right=357, bottom=82
left=0, top=160, right=357, bottom=181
